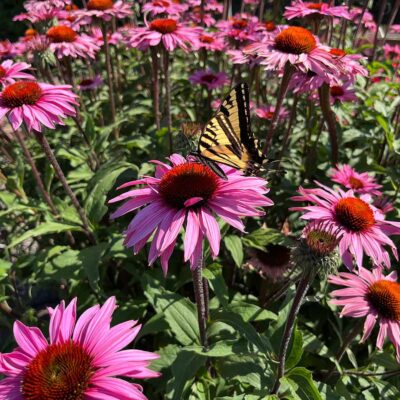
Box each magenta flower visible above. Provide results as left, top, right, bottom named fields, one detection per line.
left=244, top=26, right=338, bottom=77
left=329, top=48, right=368, bottom=81
left=142, top=0, right=188, bottom=16
left=187, top=0, right=223, bottom=14
left=0, top=81, right=78, bottom=132
left=384, top=44, right=400, bottom=60
left=329, top=267, right=400, bottom=362
left=291, top=182, right=400, bottom=269
left=217, top=14, right=262, bottom=43
left=189, top=70, right=229, bottom=90
left=0, top=297, right=159, bottom=399
left=284, top=1, right=351, bottom=21
left=0, top=60, right=34, bottom=88
left=255, top=105, right=289, bottom=121
left=197, top=31, right=225, bottom=51
left=329, top=81, right=358, bottom=104
left=47, top=26, right=100, bottom=59
left=78, top=75, right=103, bottom=91
left=75, top=0, right=133, bottom=22
left=350, top=7, right=376, bottom=31
left=109, top=154, right=273, bottom=275
left=128, top=18, right=201, bottom=52
left=91, top=27, right=124, bottom=47
left=330, top=164, right=382, bottom=196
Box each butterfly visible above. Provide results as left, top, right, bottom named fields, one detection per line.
left=181, top=83, right=264, bottom=179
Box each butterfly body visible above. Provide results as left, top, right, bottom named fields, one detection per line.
left=193, top=83, right=264, bottom=178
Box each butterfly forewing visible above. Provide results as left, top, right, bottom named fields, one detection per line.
left=198, top=83, right=264, bottom=175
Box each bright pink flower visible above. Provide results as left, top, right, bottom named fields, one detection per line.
left=329, top=81, right=358, bottom=104
left=291, top=182, right=400, bottom=269
left=197, top=31, right=225, bottom=51
left=187, top=0, right=223, bottom=14
left=0, top=40, right=19, bottom=60
left=0, top=81, right=78, bottom=132
left=128, top=18, right=201, bottom=52
left=328, top=48, right=368, bottom=81
left=244, top=26, right=338, bottom=77
left=284, top=0, right=351, bottom=20
left=47, top=26, right=100, bottom=59
left=227, top=48, right=263, bottom=67
left=330, top=164, right=382, bottom=196
left=189, top=70, right=229, bottom=90
left=90, top=26, right=124, bottom=46
left=255, top=105, right=289, bottom=120
left=288, top=70, right=328, bottom=93
left=0, top=297, right=159, bottom=399
left=14, top=8, right=63, bottom=24
left=24, top=0, right=71, bottom=13
left=78, top=75, right=103, bottom=91
left=373, top=197, right=395, bottom=215
left=142, top=0, right=188, bottom=16
left=184, top=8, right=216, bottom=27
left=350, top=7, right=376, bottom=31
left=75, top=0, right=133, bottom=22
left=109, top=154, right=273, bottom=275
left=384, top=44, right=400, bottom=60
left=217, top=14, right=262, bottom=43
left=0, top=60, right=34, bottom=88
left=329, top=267, right=400, bottom=362
left=391, top=24, right=400, bottom=33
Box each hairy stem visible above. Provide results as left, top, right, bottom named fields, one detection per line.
left=34, top=131, right=96, bottom=245
left=163, top=49, right=173, bottom=154
left=151, top=47, right=161, bottom=130
left=271, top=272, right=313, bottom=394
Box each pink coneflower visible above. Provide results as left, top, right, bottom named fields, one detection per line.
left=24, top=0, right=71, bottom=13
left=284, top=0, right=351, bottom=21
left=217, top=14, right=261, bottom=43
left=128, top=18, right=201, bottom=52
left=349, top=7, right=376, bottom=31
left=0, top=40, right=18, bottom=60
left=329, top=81, right=358, bottom=104
left=289, top=70, right=329, bottom=93
left=291, top=182, right=400, bottom=269
left=46, top=25, right=100, bottom=59
left=373, top=197, right=395, bottom=215
left=76, top=0, right=133, bottom=21
left=185, top=7, right=216, bottom=27
left=391, top=24, right=400, bottom=33
left=91, top=26, right=124, bottom=46
left=0, top=297, right=159, bottom=399
left=244, top=26, right=338, bottom=76
left=328, top=48, right=368, bottom=81
left=78, top=75, right=103, bottom=91
left=329, top=267, right=400, bottom=362
left=227, top=48, right=263, bottom=67
left=14, top=8, right=63, bottom=24
left=189, top=70, right=229, bottom=90
left=0, top=81, right=78, bottom=132
left=255, top=105, right=289, bottom=120
left=197, top=32, right=225, bottom=51
left=0, top=60, right=34, bottom=88
left=187, top=0, right=223, bottom=14
left=384, top=44, right=400, bottom=60
left=109, top=154, right=273, bottom=275
left=330, top=164, right=382, bottom=196
left=142, top=0, right=188, bottom=16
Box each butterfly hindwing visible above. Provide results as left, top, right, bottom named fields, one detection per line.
left=198, top=83, right=263, bottom=175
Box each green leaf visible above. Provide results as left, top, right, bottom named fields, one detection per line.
left=9, top=222, right=83, bottom=248
left=242, top=228, right=290, bottom=250
left=144, top=279, right=200, bottom=345
left=224, top=235, right=243, bottom=268
left=77, top=243, right=107, bottom=292
left=0, top=259, right=12, bottom=280
left=202, top=263, right=229, bottom=306
left=211, top=310, right=271, bottom=354
left=167, top=350, right=206, bottom=400
left=285, top=367, right=323, bottom=400
left=227, top=301, right=277, bottom=323
left=286, top=328, right=304, bottom=370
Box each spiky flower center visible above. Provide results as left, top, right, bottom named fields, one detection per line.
left=47, top=26, right=77, bottom=43
left=153, top=0, right=170, bottom=6
left=264, top=111, right=274, bottom=119
left=349, top=176, right=364, bottom=190
left=200, top=74, right=218, bottom=84
left=330, top=48, right=346, bottom=57
left=0, top=66, right=6, bottom=79
left=232, top=19, right=248, bottom=29
left=150, top=19, right=177, bottom=34
left=199, top=35, right=214, bottom=44
left=2, top=82, right=42, bottom=107
left=65, top=4, right=79, bottom=11
left=255, top=244, right=291, bottom=268
left=307, top=3, right=323, bottom=10
left=159, top=163, right=219, bottom=208
left=274, top=27, right=317, bottom=55
left=25, top=28, right=38, bottom=37
left=330, top=85, right=344, bottom=97
left=335, top=197, right=375, bottom=232
left=21, top=341, right=93, bottom=400
left=367, top=280, right=400, bottom=321
left=265, top=21, right=276, bottom=31
left=80, top=78, right=95, bottom=86
left=306, top=227, right=339, bottom=255
left=87, top=0, right=114, bottom=10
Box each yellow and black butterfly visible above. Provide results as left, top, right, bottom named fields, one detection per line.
left=181, top=83, right=264, bottom=179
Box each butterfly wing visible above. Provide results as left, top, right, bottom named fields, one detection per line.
left=198, top=83, right=263, bottom=174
